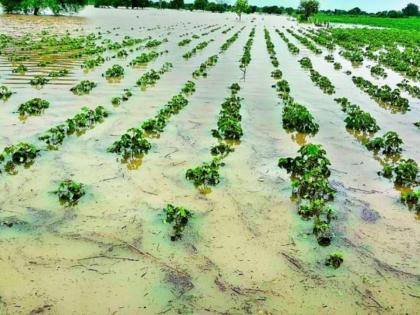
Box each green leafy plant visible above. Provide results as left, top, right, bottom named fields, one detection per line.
left=48, top=69, right=69, bottom=78
left=365, top=131, right=403, bottom=154
left=299, top=57, right=313, bottom=69
left=107, top=128, right=151, bottom=158
left=18, top=98, right=49, bottom=116
left=271, top=69, right=282, bottom=80
left=53, top=180, right=86, bottom=206
left=210, top=143, right=234, bottom=158
left=39, top=106, right=108, bottom=147
left=29, top=75, right=49, bottom=87
left=12, top=64, right=27, bottom=73
left=163, top=204, right=193, bottom=241
left=370, top=65, right=387, bottom=78
left=381, top=159, right=418, bottom=187
left=0, top=86, right=13, bottom=101
left=335, top=98, right=380, bottom=133
left=70, top=80, right=97, bottom=95
left=103, top=64, right=124, bottom=78
left=181, top=80, right=196, bottom=95
left=282, top=101, right=319, bottom=135
left=186, top=159, right=223, bottom=187
left=400, top=189, right=419, bottom=211
left=325, top=252, right=344, bottom=268
left=0, top=142, right=39, bottom=173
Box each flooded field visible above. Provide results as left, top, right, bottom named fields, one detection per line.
left=0, top=7, right=419, bottom=314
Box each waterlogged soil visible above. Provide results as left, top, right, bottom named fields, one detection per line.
left=0, top=8, right=419, bottom=314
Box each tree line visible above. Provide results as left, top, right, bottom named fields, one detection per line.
left=0, top=0, right=418, bottom=19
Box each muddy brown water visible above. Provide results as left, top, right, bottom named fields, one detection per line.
left=0, top=7, right=419, bottom=314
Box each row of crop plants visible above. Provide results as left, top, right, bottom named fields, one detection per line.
left=275, top=30, right=420, bottom=218
left=265, top=27, right=342, bottom=269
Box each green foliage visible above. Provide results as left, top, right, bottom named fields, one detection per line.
left=325, top=252, right=344, bottom=268
left=370, top=65, right=387, bottom=78
left=137, top=69, right=160, bottom=87
left=400, top=189, right=419, bottom=211
left=210, top=143, right=234, bottom=158
left=0, top=0, right=88, bottom=15
left=70, top=80, right=97, bottom=95
left=299, top=0, right=319, bottom=21
left=103, top=64, right=125, bottom=78
left=181, top=80, right=196, bottom=95
left=0, top=86, right=13, bottom=101
left=275, top=29, right=300, bottom=54
left=365, top=131, right=403, bottom=154
left=108, top=128, right=151, bottom=158
left=234, top=0, right=249, bottom=20
left=18, top=98, right=49, bottom=116
left=145, top=38, right=167, bottom=48
left=183, top=40, right=212, bottom=59
left=39, top=106, right=108, bottom=147
left=29, top=75, right=49, bottom=87
left=192, top=55, right=218, bottom=78
left=334, top=98, right=380, bottom=133
left=163, top=204, right=192, bottom=241
left=352, top=76, right=409, bottom=112
left=240, top=27, right=255, bottom=69
left=178, top=38, right=191, bottom=46
left=129, top=51, right=159, bottom=66
left=48, top=69, right=69, bottom=78
left=81, top=55, right=105, bottom=69
left=212, top=94, right=243, bottom=140
left=12, top=64, right=27, bottom=73
left=397, top=80, right=420, bottom=99
left=53, top=180, right=86, bottom=206
left=299, top=57, right=313, bottom=69
left=381, top=159, right=419, bottom=187
left=282, top=101, right=319, bottom=135
left=0, top=142, right=39, bottom=173
left=278, top=144, right=335, bottom=202
left=186, top=159, right=223, bottom=187
left=313, top=14, right=420, bottom=31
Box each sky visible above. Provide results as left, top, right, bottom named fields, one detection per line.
left=187, top=0, right=420, bottom=13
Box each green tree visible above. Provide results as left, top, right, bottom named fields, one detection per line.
left=0, top=0, right=87, bottom=15
left=193, top=0, right=207, bottom=10
left=298, top=0, right=319, bottom=21
left=169, top=0, right=183, bottom=9
left=402, top=3, right=419, bottom=16
left=234, top=0, right=248, bottom=21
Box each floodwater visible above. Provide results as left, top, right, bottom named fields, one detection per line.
left=0, top=7, right=419, bottom=314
